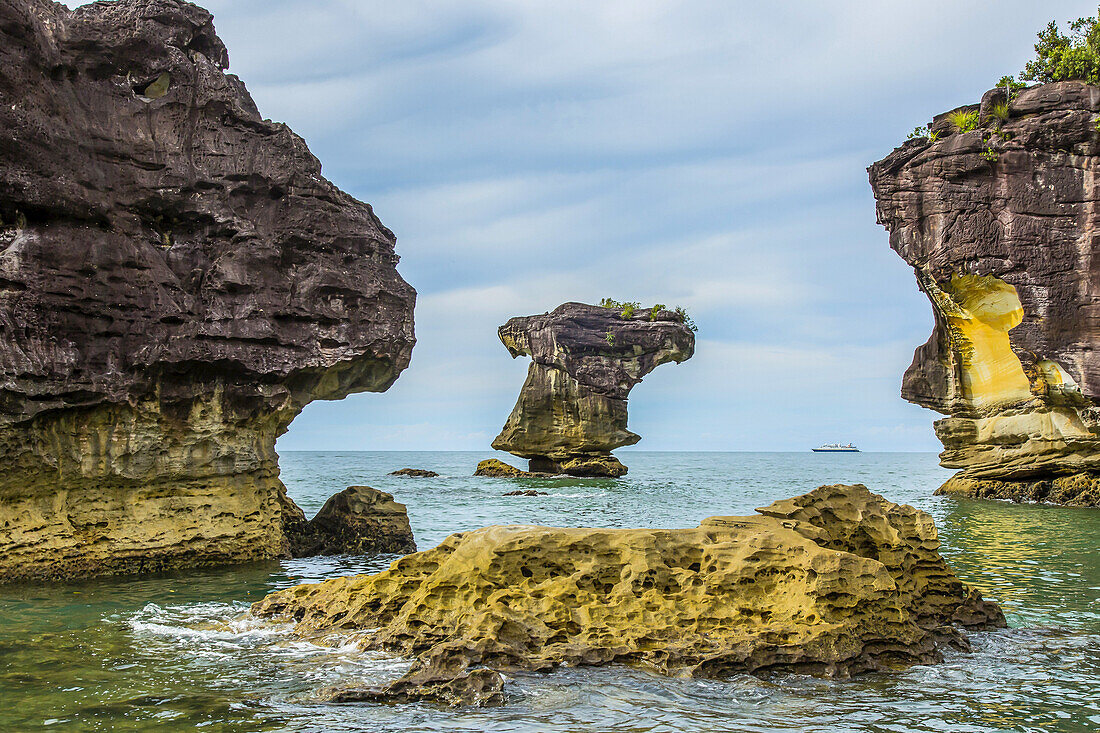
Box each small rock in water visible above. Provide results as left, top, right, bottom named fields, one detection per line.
left=285, top=486, right=416, bottom=557
left=502, top=489, right=547, bottom=497
left=325, top=667, right=505, bottom=708
left=474, top=459, right=538, bottom=478
left=389, top=468, right=440, bottom=478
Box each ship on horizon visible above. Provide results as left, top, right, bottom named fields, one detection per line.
left=812, top=443, right=860, bottom=452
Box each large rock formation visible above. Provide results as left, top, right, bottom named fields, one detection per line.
left=491, top=302, right=694, bottom=477
left=0, top=0, right=415, bottom=582
left=253, top=484, right=1004, bottom=706
left=869, top=81, right=1100, bottom=507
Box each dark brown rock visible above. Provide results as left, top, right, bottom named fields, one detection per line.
left=492, top=302, right=694, bottom=477
left=389, top=468, right=439, bottom=478
left=502, top=489, right=547, bottom=497
left=0, top=0, right=416, bottom=582
left=869, top=80, right=1100, bottom=507
left=326, top=665, right=505, bottom=708
left=286, top=487, right=416, bottom=557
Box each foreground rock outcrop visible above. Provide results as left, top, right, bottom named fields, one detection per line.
left=284, top=487, right=415, bottom=557
left=0, top=0, right=415, bottom=582
left=254, top=484, right=1005, bottom=706
left=869, top=81, right=1100, bottom=506
left=490, top=302, right=694, bottom=477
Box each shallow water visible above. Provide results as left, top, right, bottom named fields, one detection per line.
left=1, top=451, right=1097, bottom=732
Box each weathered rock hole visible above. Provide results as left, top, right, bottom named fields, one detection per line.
left=133, top=72, right=170, bottom=100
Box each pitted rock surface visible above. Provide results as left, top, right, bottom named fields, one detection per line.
left=869, top=81, right=1100, bottom=506
left=491, top=302, right=694, bottom=476
left=253, top=484, right=1004, bottom=703
left=0, top=0, right=415, bottom=581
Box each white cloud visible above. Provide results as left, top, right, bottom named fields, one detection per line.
left=70, top=0, right=1082, bottom=451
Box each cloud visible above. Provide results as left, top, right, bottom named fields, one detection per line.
left=70, top=0, right=1085, bottom=451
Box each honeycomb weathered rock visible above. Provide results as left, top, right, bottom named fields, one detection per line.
left=253, top=484, right=1004, bottom=704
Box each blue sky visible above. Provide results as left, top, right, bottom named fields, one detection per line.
left=84, top=0, right=1091, bottom=451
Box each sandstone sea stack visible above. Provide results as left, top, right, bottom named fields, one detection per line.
left=869, top=81, right=1100, bottom=507
left=254, top=483, right=1005, bottom=706
left=490, top=302, right=694, bottom=477
left=0, top=0, right=415, bottom=582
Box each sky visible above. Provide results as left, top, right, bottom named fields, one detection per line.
left=80, top=0, right=1092, bottom=451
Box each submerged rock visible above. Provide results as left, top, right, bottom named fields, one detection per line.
left=869, top=81, right=1100, bottom=507
left=326, top=667, right=505, bottom=708
left=285, top=487, right=416, bottom=557
left=0, top=0, right=416, bottom=582
left=502, top=489, right=547, bottom=497
left=389, top=468, right=440, bottom=478
left=253, top=484, right=1004, bottom=703
left=473, top=458, right=539, bottom=477
left=491, top=302, right=694, bottom=477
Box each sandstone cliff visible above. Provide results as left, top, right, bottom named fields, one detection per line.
left=869, top=81, right=1100, bottom=506
left=491, top=302, right=694, bottom=477
left=254, top=484, right=1004, bottom=706
left=0, top=0, right=416, bottom=581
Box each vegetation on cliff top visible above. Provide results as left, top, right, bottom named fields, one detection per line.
left=908, top=10, right=1100, bottom=145
left=1019, top=7, right=1100, bottom=84
left=598, top=298, right=697, bottom=331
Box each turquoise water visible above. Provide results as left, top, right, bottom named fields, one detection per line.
left=1, top=451, right=1097, bottom=732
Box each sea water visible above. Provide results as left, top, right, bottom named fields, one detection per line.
left=1, top=452, right=1097, bottom=732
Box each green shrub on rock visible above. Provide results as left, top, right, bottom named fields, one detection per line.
left=1021, top=9, right=1100, bottom=84
left=948, top=109, right=980, bottom=133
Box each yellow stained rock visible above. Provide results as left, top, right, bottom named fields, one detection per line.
left=253, top=484, right=1004, bottom=705
left=940, top=274, right=1032, bottom=410
left=0, top=393, right=289, bottom=582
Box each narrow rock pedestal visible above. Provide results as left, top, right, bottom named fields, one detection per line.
left=491, top=302, right=694, bottom=477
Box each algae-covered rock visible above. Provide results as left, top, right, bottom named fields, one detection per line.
left=491, top=302, right=694, bottom=476
left=869, top=81, right=1100, bottom=507
left=0, top=0, right=416, bottom=582
left=253, top=484, right=1004, bottom=703
left=285, top=487, right=416, bottom=557
left=473, top=459, right=538, bottom=477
